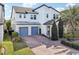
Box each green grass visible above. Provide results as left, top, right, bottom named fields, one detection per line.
left=13, top=41, right=33, bottom=55
left=0, top=41, right=33, bottom=55
left=14, top=48, right=33, bottom=55
left=61, top=40, right=79, bottom=50
left=3, top=41, right=14, bottom=55
left=13, top=41, right=28, bottom=51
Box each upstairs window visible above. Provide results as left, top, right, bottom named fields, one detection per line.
left=19, top=14, right=22, bottom=18
left=55, top=14, right=58, bottom=19
left=53, top=14, right=55, bottom=19
left=46, top=14, right=48, bottom=18
left=31, top=15, right=33, bottom=19
left=34, top=15, right=36, bottom=20
left=24, top=14, right=26, bottom=18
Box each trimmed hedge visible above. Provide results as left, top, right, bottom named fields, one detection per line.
left=61, top=40, right=79, bottom=50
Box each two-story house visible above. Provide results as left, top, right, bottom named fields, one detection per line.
left=11, top=4, right=60, bottom=38
left=0, top=3, right=4, bottom=42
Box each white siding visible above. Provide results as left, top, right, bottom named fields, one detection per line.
left=34, top=6, right=59, bottom=24
left=0, top=25, right=3, bottom=42
left=11, top=5, right=59, bottom=37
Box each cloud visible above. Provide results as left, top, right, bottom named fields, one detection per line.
left=22, top=3, right=37, bottom=7
left=56, top=7, right=65, bottom=11
left=65, top=3, right=76, bottom=7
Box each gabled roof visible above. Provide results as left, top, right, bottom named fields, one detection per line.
left=0, top=3, right=4, bottom=7
left=43, top=19, right=54, bottom=25
left=11, top=6, right=38, bottom=18
left=43, top=19, right=59, bottom=25
left=33, top=4, right=60, bottom=13
left=0, top=3, right=4, bottom=12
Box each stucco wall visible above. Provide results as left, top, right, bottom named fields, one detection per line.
left=0, top=25, right=3, bottom=42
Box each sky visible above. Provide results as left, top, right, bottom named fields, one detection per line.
left=5, top=3, right=78, bottom=20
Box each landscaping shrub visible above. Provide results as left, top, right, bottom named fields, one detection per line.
left=2, top=41, right=14, bottom=55
left=12, top=32, right=20, bottom=42
left=64, top=34, right=73, bottom=38
left=58, top=18, right=64, bottom=38
left=51, top=21, right=58, bottom=40
left=3, top=33, right=11, bottom=41
left=12, top=32, right=18, bottom=37
left=61, top=40, right=79, bottom=50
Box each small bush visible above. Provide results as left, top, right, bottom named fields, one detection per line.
left=4, top=33, right=11, bottom=41
left=64, top=34, right=73, bottom=38
left=61, top=40, right=79, bottom=50
left=12, top=32, right=18, bottom=37
left=12, top=32, right=20, bottom=42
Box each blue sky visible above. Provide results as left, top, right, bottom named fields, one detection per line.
left=5, top=3, right=77, bottom=20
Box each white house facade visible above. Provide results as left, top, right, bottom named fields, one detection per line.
left=0, top=3, right=4, bottom=42
left=11, top=4, right=60, bottom=38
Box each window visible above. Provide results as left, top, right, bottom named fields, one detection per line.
left=34, top=15, right=36, bottom=20
left=31, top=15, right=33, bottom=19
left=55, top=14, right=58, bottom=19
left=24, top=14, right=26, bottom=18
left=19, top=14, right=22, bottom=18
left=30, top=15, right=37, bottom=20
left=53, top=14, right=55, bottom=19
left=47, top=26, right=50, bottom=36
left=46, top=14, right=48, bottom=18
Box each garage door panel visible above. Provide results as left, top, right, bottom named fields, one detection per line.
left=19, top=27, right=28, bottom=37
left=31, top=27, right=38, bottom=35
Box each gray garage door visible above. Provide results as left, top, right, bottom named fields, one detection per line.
left=19, top=27, right=28, bottom=37
left=31, top=27, right=38, bottom=35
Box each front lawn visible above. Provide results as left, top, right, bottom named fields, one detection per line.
left=13, top=41, right=33, bottom=55
left=13, top=41, right=28, bottom=51
left=14, top=48, right=33, bottom=55
left=3, top=41, right=14, bottom=55
left=0, top=41, right=33, bottom=55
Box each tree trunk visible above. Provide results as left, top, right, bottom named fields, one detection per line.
left=70, top=21, right=75, bottom=38
left=72, top=29, right=75, bottom=38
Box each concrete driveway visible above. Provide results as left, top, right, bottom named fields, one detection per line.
left=23, top=35, right=61, bottom=48
left=23, top=35, right=71, bottom=55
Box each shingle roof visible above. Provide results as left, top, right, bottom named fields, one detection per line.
left=43, top=19, right=54, bottom=25
left=16, top=21, right=40, bottom=25
left=13, top=6, right=32, bottom=13
left=12, top=6, right=38, bottom=14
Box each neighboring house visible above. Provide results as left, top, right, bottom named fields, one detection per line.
left=0, top=3, right=4, bottom=42
left=11, top=4, right=60, bottom=38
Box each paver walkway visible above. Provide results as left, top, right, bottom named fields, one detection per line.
left=23, top=35, right=71, bottom=55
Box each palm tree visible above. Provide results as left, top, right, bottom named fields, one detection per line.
left=58, top=17, right=64, bottom=38
left=61, top=5, right=79, bottom=38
